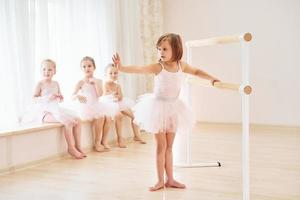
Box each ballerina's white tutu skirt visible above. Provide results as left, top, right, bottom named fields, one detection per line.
left=99, top=95, right=135, bottom=115
left=21, top=100, right=78, bottom=126
left=133, top=94, right=195, bottom=134
left=79, top=100, right=118, bottom=121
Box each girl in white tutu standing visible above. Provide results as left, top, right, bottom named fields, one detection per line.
left=100, top=63, right=146, bottom=149
left=112, top=33, right=219, bottom=191
left=72, top=56, right=116, bottom=152
left=22, top=59, right=85, bottom=159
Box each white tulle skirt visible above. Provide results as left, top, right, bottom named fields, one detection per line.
left=99, top=95, right=135, bottom=116
left=79, top=101, right=104, bottom=121
left=21, top=101, right=79, bottom=126
left=78, top=100, right=118, bottom=121
left=133, top=94, right=195, bottom=134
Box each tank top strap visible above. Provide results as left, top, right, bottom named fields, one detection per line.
left=177, top=61, right=182, bottom=71
left=158, top=62, right=165, bottom=70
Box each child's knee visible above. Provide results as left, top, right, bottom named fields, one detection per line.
left=104, top=116, right=112, bottom=122
left=73, top=118, right=81, bottom=126
left=75, top=117, right=81, bottom=122
left=76, top=121, right=81, bottom=128
left=115, top=113, right=123, bottom=120
left=99, top=115, right=105, bottom=120
left=166, top=146, right=173, bottom=152
left=156, top=143, right=167, bottom=153
left=105, top=116, right=113, bottom=122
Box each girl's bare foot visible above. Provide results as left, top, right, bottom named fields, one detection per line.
left=149, top=182, right=165, bottom=191
left=68, top=148, right=84, bottom=159
left=134, top=136, right=146, bottom=144
left=94, top=143, right=105, bottom=152
left=117, top=142, right=127, bottom=148
left=75, top=146, right=87, bottom=157
left=117, top=139, right=127, bottom=148
left=102, top=143, right=111, bottom=152
left=165, top=180, right=186, bottom=189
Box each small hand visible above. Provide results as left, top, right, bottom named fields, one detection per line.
left=57, top=94, right=64, bottom=102
left=49, top=94, right=58, bottom=101
left=112, top=53, right=121, bottom=70
left=113, top=96, right=119, bottom=102
left=114, top=94, right=122, bottom=102
left=211, top=79, right=220, bottom=86
left=77, top=95, right=87, bottom=103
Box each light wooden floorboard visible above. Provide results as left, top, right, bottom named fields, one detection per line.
left=0, top=123, right=299, bottom=200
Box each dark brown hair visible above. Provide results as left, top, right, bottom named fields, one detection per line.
left=156, top=33, right=183, bottom=62
left=80, top=56, right=96, bottom=69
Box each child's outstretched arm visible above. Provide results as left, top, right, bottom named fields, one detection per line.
left=112, top=53, right=160, bottom=74
left=181, top=61, right=220, bottom=85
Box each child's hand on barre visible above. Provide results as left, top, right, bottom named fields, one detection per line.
left=211, top=79, right=220, bottom=86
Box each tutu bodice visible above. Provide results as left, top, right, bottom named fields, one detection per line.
left=153, top=63, right=184, bottom=100
left=41, top=82, right=58, bottom=96
left=80, top=82, right=99, bottom=104
left=38, top=81, right=60, bottom=105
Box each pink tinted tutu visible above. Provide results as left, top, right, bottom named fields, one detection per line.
left=133, top=94, right=195, bottom=134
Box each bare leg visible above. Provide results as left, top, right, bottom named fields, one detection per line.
left=121, top=109, right=146, bottom=144
left=115, top=113, right=126, bottom=148
left=149, top=133, right=166, bottom=191
left=43, top=113, right=83, bottom=159
left=93, top=118, right=105, bottom=152
left=94, top=117, right=104, bottom=141
left=72, top=119, right=86, bottom=157
left=101, top=116, right=112, bottom=150
left=164, top=132, right=186, bottom=189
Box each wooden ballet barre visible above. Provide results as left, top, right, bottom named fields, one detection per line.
left=185, top=33, right=252, bottom=47
left=187, top=76, right=252, bottom=95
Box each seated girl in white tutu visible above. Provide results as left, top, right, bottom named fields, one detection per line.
left=112, top=33, right=219, bottom=191
left=72, top=56, right=117, bottom=152
left=99, top=63, right=146, bottom=149
left=22, top=59, right=85, bottom=159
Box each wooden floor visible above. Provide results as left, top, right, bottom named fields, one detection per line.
left=0, top=123, right=299, bottom=200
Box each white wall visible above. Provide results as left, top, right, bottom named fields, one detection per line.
left=162, top=0, right=300, bottom=126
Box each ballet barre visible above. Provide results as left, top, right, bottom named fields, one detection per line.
left=178, top=32, right=252, bottom=200
left=185, top=32, right=252, bottom=47
left=186, top=77, right=253, bottom=95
